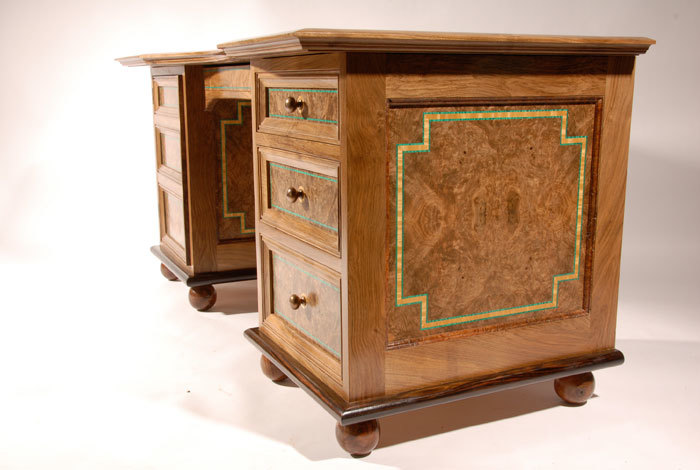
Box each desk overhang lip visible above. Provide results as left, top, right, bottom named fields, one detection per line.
left=217, top=28, right=656, bottom=57
left=117, top=29, right=655, bottom=67
left=116, top=50, right=234, bottom=67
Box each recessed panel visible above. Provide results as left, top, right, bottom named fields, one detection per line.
left=386, top=101, right=600, bottom=346
left=214, top=100, right=256, bottom=241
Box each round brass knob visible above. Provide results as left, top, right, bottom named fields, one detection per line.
left=284, top=96, right=303, bottom=113
left=286, top=186, right=304, bottom=202
left=289, top=294, right=307, bottom=310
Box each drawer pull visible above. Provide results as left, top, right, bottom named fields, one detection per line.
left=289, top=294, right=307, bottom=310
left=284, top=96, right=304, bottom=113
left=286, top=186, right=305, bottom=203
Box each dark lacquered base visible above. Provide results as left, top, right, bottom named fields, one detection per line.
left=152, top=245, right=256, bottom=311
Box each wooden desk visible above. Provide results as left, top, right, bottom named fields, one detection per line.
left=118, top=29, right=654, bottom=456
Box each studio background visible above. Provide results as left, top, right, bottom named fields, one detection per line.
left=1, top=1, right=698, bottom=468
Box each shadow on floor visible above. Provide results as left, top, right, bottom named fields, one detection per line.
left=208, top=279, right=258, bottom=316
left=376, top=379, right=568, bottom=449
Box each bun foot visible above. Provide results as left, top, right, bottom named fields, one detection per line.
left=554, top=372, right=595, bottom=405
left=160, top=263, right=178, bottom=281
left=335, top=420, right=380, bottom=457
left=188, top=285, right=217, bottom=311
left=260, top=355, right=287, bottom=383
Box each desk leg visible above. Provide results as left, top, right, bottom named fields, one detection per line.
left=260, top=355, right=288, bottom=383
left=554, top=372, right=595, bottom=405
left=336, top=420, right=380, bottom=458
left=160, top=263, right=178, bottom=281
left=188, top=285, right=217, bottom=311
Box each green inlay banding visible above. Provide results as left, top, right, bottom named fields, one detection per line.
left=269, top=162, right=338, bottom=182
left=395, top=108, right=589, bottom=330
left=271, top=204, right=338, bottom=232
left=269, top=114, right=338, bottom=124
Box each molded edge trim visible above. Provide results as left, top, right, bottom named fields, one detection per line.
left=151, top=245, right=256, bottom=286
left=245, top=326, right=624, bottom=425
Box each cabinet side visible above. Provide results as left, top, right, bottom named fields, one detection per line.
left=343, top=53, right=388, bottom=401
left=589, top=56, right=637, bottom=348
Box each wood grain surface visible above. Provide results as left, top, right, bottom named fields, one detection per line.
left=257, top=73, right=340, bottom=144
left=258, top=147, right=340, bottom=255
left=271, top=250, right=342, bottom=357
left=386, top=101, right=599, bottom=346
left=212, top=100, right=256, bottom=241
left=245, top=326, right=624, bottom=425
left=218, top=29, right=654, bottom=58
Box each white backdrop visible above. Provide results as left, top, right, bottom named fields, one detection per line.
left=1, top=1, right=698, bottom=468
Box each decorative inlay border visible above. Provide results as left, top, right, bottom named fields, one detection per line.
left=273, top=254, right=340, bottom=358
left=220, top=101, right=255, bottom=234
left=395, top=109, right=588, bottom=330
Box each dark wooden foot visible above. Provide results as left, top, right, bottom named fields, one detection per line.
left=260, top=355, right=287, bottom=383
left=554, top=372, right=595, bottom=405
left=335, top=420, right=380, bottom=457
left=160, top=263, right=178, bottom=281
left=188, top=285, right=216, bottom=311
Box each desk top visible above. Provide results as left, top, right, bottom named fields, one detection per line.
left=117, top=28, right=655, bottom=67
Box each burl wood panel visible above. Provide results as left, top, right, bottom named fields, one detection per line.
left=386, top=102, right=599, bottom=346
left=211, top=99, right=256, bottom=241
left=271, top=250, right=342, bottom=358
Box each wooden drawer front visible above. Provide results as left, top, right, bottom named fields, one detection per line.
left=204, top=64, right=252, bottom=104
left=259, top=147, right=340, bottom=255
left=256, top=74, right=339, bottom=143
left=270, top=249, right=341, bottom=359
left=152, top=75, right=189, bottom=265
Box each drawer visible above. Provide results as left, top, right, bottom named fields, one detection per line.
left=258, top=147, right=340, bottom=255
left=151, top=75, right=189, bottom=266
left=256, top=73, right=339, bottom=143
left=203, top=64, right=252, bottom=105
left=266, top=245, right=341, bottom=360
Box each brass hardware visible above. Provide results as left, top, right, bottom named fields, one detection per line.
left=286, top=186, right=305, bottom=202
left=289, top=294, right=307, bottom=310
left=284, top=96, right=304, bottom=113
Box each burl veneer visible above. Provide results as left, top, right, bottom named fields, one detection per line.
left=119, top=29, right=654, bottom=456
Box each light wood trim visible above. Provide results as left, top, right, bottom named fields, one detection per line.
left=342, top=53, right=386, bottom=401
left=589, top=56, right=637, bottom=348
left=218, top=29, right=655, bottom=58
